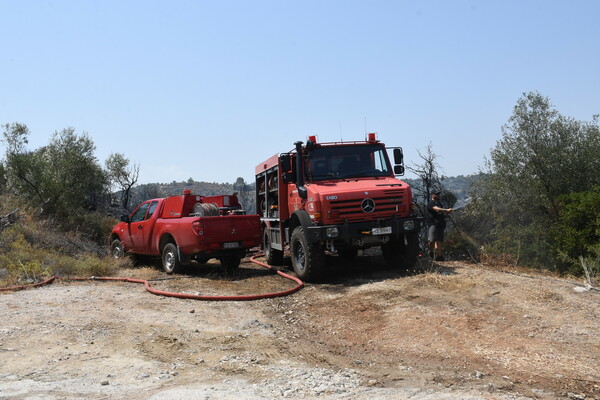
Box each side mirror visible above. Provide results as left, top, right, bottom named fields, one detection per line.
left=120, top=214, right=130, bottom=223
left=393, top=148, right=403, bottom=165
left=280, top=154, right=291, bottom=172
left=298, top=186, right=308, bottom=199
left=394, top=165, right=405, bottom=175
left=282, top=172, right=296, bottom=184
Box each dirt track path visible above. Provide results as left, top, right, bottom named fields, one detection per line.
left=1, top=258, right=599, bottom=399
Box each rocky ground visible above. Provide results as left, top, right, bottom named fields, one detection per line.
left=1, top=254, right=599, bottom=399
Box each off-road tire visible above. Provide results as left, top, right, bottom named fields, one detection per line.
left=382, top=233, right=419, bottom=269
left=162, top=243, right=181, bottom=274
left=290, top=226, right=324, bottom=281
left=263, top=229, right=284, bottom=266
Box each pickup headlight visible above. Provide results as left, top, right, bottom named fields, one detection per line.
left=403, top=220, right=415, bottom=231
left=325, top=227, right=339, bottom=238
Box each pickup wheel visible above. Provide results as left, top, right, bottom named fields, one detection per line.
left=110, top=239, right=124, bottom=259
left=382, top=233, right=419, bottom=269
left=220, top=252, right=242, bottom=274
left=263, top=230, right=283, bottom=266
left=290, top=227, right=324, bottom=281
left=162, top=243, right=181, bottom=274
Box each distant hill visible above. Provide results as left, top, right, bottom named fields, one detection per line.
left=128, top=174, right=481, bottom=215
left=402, top=173, right=483, bottom=203
left=129, top=179, right=257, bottom=214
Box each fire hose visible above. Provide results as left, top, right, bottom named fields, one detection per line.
left=0, top=254, right=304, bottom=301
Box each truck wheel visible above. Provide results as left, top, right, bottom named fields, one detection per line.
left=263, top=230, right=283, bottom=266
left=110, top=239, right=124, bottom=259
left=382, top=233, right=419, bottom=269
left=290, top=227, right=324, bottom=281
left=220, top=252, right=242, bottom=274
left=162, top=243, right=181, bottom=274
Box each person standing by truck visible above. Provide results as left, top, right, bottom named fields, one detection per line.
left=427, top=191, right=453, bottom=261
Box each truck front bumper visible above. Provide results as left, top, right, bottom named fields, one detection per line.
left=305, top=216, right=425, bottom=245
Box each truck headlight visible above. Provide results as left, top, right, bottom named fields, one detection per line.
left=403, top=221, right=415, bottom=231
left=325, top=227, right=339, bottom=238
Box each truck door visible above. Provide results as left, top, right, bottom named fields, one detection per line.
left=129, top=201, right=159, bottom=252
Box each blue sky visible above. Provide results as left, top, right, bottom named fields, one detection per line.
left=1, top=1, right=599, bottom=185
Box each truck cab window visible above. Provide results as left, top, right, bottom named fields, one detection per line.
left=308, top=144, right=392, bottom=181
left=373, top=149, right=388, bottom=172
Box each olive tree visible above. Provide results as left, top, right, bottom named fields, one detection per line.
left=472, top=92, right=600, bottom=271
left=2, top=123, right=108, bottom=217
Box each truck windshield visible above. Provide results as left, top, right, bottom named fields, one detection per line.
left=307, top=144, right=392, bottom=181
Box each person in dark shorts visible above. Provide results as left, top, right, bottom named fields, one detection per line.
left=427, top=191, right=453, bottom=261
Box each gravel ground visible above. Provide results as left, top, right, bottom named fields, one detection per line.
left=1, top=257, right=598, bottom=399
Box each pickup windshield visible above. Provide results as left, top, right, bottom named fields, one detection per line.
left=307, top=144, right=392, bottom=181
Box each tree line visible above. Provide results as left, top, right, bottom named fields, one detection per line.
left=0, top=123, right=139, bottom=240
left=0, top=124, right=256, bottom=240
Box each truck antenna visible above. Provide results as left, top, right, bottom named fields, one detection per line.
left=339, top=120, right=343, bottom=141
left=364, top=117, right=367, bottom=135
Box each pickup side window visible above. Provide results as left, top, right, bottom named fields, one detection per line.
left=131, top=203, right=150, bottom=223
left=146, top=201, right=158, bottom=220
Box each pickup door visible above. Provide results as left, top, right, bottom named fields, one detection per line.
left=126, top=200, right=160, bottom=253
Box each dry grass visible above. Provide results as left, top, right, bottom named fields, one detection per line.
left=411, top=269, right=478, bottom=292
left=530, top=280, right=564, bottom=303
left=0, top=207, right=123, bottom=286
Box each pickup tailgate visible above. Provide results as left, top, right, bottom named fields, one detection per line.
left=199, top=214, right=261, bottom=250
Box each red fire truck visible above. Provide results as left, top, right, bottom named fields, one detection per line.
left=255, top=134, right=424, bottom=281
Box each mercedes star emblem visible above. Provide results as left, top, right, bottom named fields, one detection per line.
left=361, top=198, right=375, bottom=213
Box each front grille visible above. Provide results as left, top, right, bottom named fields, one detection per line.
left=328, top=194, right=408, bottom=222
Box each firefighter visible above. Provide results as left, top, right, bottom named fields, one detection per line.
left=427, top=191, right=453, bottom=261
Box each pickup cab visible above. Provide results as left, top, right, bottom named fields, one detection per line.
left=109, top=190, right=261, bottom=274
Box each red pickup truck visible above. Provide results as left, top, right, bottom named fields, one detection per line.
left=109, top=190, right=261, bottom=274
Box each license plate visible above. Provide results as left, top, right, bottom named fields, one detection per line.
left=372, top=227, right=392, bottom=235
left=223, top=241, right=240, bottom=249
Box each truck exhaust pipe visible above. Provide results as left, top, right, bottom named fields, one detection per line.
left=294, top=141, right=308, bottom=199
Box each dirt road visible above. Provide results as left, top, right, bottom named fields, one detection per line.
left=1, top=255, right=599, bottom=399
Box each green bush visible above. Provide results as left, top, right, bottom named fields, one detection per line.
left=550, top=187, right=600, bottom=274
left=461, top=93, right=600, bottom=275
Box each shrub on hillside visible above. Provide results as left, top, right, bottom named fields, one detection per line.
left=0, top=207, right=127, bottom=286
